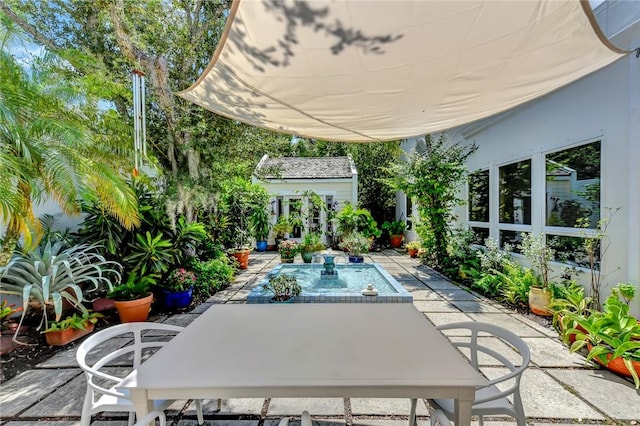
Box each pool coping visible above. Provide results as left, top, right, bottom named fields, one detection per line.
left=247, top=262, right=414, bottom=303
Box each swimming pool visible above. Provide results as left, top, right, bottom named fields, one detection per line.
left=247, top=263, right=413, bottom=303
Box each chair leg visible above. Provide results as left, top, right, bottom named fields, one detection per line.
left=409, top=398, right=417, bottom=426
left=195, top=399, right=204, bottom=425
left=128, top=411, right=135, bottom=426
left=80, top=392, right=93, bottom=426
left=301, top=410, right=312, bottom=426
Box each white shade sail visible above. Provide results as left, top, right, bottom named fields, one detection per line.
left=179, top=0, right=626, bottom=142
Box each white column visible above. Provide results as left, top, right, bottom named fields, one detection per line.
left=627, top=52, right=640, bottom=317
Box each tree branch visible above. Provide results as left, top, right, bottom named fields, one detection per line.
left=0, top=1, right=60, bottom=52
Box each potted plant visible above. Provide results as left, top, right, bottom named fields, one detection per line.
left=42, top=312, right=104, bottom=346
left=278, top=240, right=299, bottom=263
left=106, top=272, right=156, bottom=323
left=567, top=285, right=640, bottom=388
left=520, top=233, right=555, bottom=316
left=0, top=240, right=121, bottom=338
left=0, top=300, right=23, bottom=336
left=251, top=207, right=271, bottom=252
left=263, top=274, right=302, bottom=302
left=406, top=241, right=421, bottom=258
left=273, top=216, right=293, bottom=247
left=339, top=231, right=370, bottom=263
left=382, top=220, right=407, bottom=248
left=299, top=233, right=326, bottom=263
left=228, top=246, right=251, bottom=270
left=548, top=279, right=592, bottom=344
left=158, top=268, right=197, bottom=310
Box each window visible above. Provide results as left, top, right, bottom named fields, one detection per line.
left=546, top=234, right=598, bottom=269
left=546, top=141, right=600, bottom=228
left=500, top=230, right=526, bottom=253
left=471, top=227, right=490, bottom=245
left=499, top=160, right=531, bottom=224
left=468, top=170, right=489, bottom=222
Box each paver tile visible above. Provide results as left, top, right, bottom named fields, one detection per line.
left=482, top=367, right=604, bottom=420
left=350, top=398, right=429, bottom=416
left=190, top=302, right=215, bottom=314
left=424, top=280, right=463, bottom=291
left=179, top=421, right=258, bottom=426
left=218, top=398, right=266, bottom=415
left=521, top=337, right=587, bottom=368
left=396, top=279, right=429, bottom=291
left=268, top=398, right=344, bottom=415
left=22, top=373, right=86, bottom=417
left=547, top=368, right=640, bottom=420
left=412, top=300, right=459, bottom=313
left=160, top=313, right=200, bottom=327
left=409, top=289, right=443, bottom=301
left=448, top=336, right=524, bottom=366
left=353, top=420, right=429, bottom=426
left=422, top=312, right=473, bottom=330
left=0, top=369, right=80, bottom=417
left=450, top=300, right=502, bottom=313
left=467, top=313, right=545, bottom=337
left=437, top=289, right=481, bottom=301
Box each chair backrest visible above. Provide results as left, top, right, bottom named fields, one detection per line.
left=436, top=321, right=530, bottom=405
left=76, top=322, right=184, bottom=400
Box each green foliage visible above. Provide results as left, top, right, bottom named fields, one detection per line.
left=124, top=232, right=177, bottom=276
left=567, top=290, right=640, bottom=388
left=250, top=207, right=271, bottom=241
left=497, top=263, right=539, bottom=307
left=0, top=300, right=22, bottom=323
left=339, top=231, right=371, bottom=256
left=43, top=312, right=103, bottom=333
left=381, top=220, right=406, bottom=236
left=335, top=203, right=381, bottom=239
left=393, top=134, right=476, bottom=269
left=189, top=257, right=235, bottom=295
left=0, top=240, right=121, bottom=331
left=548, top=280, right=592, bottom=334
left=405, top=241, right=421, bottom=250
left=273, top=216, right=293, bottom=238
left=162, top=268, right=197, bottom=292
left=106, top=271, right=156, bottom=301
left=278, top=240, right=300, bottom=259
left=263, top=274, right=302, bottom=302
left=519, top=233, right=554, bottom=289
left=300, top=233, right=326, bottom=252
left=220, top=179, right=270, bottom=249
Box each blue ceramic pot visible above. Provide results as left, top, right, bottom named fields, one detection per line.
left=256, top=241, right=268, bottom=252
left=161, top=288, right=193, bottom=309
left=348, top=255, right=364, bottom=263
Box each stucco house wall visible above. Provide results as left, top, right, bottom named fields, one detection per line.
left=445, top=52, right=639, bottom=317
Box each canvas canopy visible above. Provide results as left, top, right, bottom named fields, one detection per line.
left=179, top=0, right=627, bottom=142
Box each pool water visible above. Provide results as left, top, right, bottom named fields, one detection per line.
left=247, top=263, right=413, bottom=303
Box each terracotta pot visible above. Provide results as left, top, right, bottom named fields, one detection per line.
left=407, top=248, right=418, bottom=258
left=281, top=257, right=294, bottom=263
left=389, top=234, right=403, bottom=248
left=587, top=343, right=640, bottom=379
left=529, top=287, right=552, bottom=316
left=44, top=322, right=94, bottom=346
left=114, top=293, right=153, bottom=323
left=231, top=250, right=250, bottom=269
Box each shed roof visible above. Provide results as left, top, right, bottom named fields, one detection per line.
left=255, top=155, right=355, bottom=179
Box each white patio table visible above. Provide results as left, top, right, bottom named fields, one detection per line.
left=119, top=303, right=486, bottom=426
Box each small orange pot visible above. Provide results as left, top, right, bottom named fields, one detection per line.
left=389, top=234, right=403, bottom=248
left=114, top=293, right=153, bottom=323
left=231, top=250, right=250, bottom=269
left=587, top=343, right=640, bottom=379
left=407, top=248, right=418, bottom=258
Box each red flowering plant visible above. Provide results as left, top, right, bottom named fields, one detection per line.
left=164, top=268, right=197, bottom=292
left=278, top=240, right=299, bottom=259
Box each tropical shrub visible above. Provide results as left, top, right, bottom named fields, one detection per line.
left=263, top=274, right=302, bottom=302
left=106, top=271, right=156, bottom=301
left=278, top=240, right=300, bottom=259
left=163, top=268, right=197, bottom=292
left=339, top=231, right=371, bottom=256
left=0, top=241, right=121, bottom=331
left=497, top=262, right=540, bottom=307
left=335, top=203, right=381, bottom=239
left=189, top=257, right=235, bottom=295
left=124, top=232, right=177, bottom=276
left=381, top=220, right=407, bottom=236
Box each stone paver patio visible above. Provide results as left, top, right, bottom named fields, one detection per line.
left=1, top=250, right=638, bottom=425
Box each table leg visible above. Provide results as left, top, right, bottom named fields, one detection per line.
left=454, top=397, right=473, bottom=426
left=129, top=388, right=154, bottom=426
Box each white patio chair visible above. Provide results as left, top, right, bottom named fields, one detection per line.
left=409, top=321, right=530, bottom=426
left=76, top=322, right=204, bottom=426
left=429, top=409, right=450, bottom=426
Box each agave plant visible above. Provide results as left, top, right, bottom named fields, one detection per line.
left=0, top=241, right=121, bottom=334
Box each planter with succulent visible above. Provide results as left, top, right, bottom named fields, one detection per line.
left=520, top=233, right=555, bottom=316
left=251, top=206, right=271, bottom=252
left=405, top=241, right=421, bottom=258
left=0, top=300, right=23, bottom=336
left=42, top=312, right=104, bottom=346
left=548, top=280, right=592, bottom=344
left=0, top=241, right=121, bottom=341
left=299, top=233, right=326, bottom=263
left=278, top=240, right=299, bottom=263
left=566, top=284, right=640, bottom=388
left=158, top=268, right=197, bottom=310
left=107, top=272, right=156, bottom=323
left=382, top=220, right=407, bottom=248
left=339, top=231, right=370, bottom=263
left=263, top=274, right=302, bottom=303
